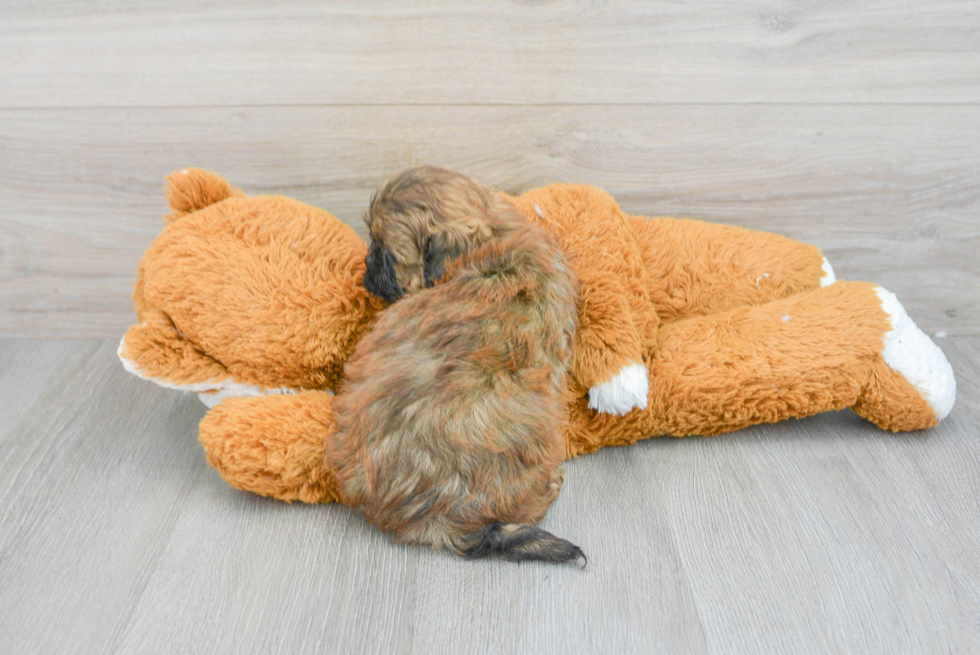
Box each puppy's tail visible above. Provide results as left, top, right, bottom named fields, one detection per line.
left=457, top=523, right=586, bottom=566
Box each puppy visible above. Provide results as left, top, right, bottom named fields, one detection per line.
left=328, top=167, right=584, bottom=563
left=361, top=166, right=510, bottom=303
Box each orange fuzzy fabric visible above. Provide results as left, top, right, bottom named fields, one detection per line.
left=507, top=185, right=828, bottom=386
left=200, top=391, right=341, bottom=504
left=564, top=281, right=920, bottom=456
left=507, top=186, right=657, bottom=386
left=121, top=169, right=945, bottom=504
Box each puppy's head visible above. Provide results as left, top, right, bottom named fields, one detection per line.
left=363, top=166, right=519, bottom=302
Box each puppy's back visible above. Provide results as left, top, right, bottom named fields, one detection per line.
left=329, top=225, right=583, bottom=563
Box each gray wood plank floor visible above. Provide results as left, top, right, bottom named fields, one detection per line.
left=1, top=337, right=978, bottom=654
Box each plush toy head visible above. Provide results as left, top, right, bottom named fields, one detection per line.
left=118, top=169, right=383, bottom=406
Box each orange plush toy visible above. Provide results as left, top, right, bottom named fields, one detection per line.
left=119, top=169, right=956, bottom=504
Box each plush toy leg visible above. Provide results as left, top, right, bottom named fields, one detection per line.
left=198, top=391, right=339, bottom=503
left=629, top=215, right=834, bottom=324
left=566, top=281, right=955, bottom=456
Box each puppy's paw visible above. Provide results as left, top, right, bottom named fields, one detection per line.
left=547, top=468, right=566, bottom=502
left=587, top=362, right=649, bottom=416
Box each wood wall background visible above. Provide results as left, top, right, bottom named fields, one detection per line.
left=1, top=0, right=978, bottom=337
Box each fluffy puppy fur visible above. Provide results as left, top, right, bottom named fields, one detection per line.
left=362, top=166, right=519, bottom=303
left=328, top=167, right=584, bottom=564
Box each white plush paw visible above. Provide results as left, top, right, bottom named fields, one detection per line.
left=875, top=287, right=956, bottom=420
left=196, top=381, right=301, bottom=407
left=820, top=257, right=837, bottom=287
left=587, top=363, right=649, bottom=416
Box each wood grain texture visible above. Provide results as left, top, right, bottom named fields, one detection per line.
left=0, top=338, right=978, bottom=654
left=2, top=0, right=979, bottom=107
left=0, top=340, right=207, bottom=654
left=1, top=105, right=977, bottom=338
left=3, top=2, right=977, bottom=650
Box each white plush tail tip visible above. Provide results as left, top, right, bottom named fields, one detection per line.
left=587, top=363, right=649, bottom=416
left=875, top=287, right=956, bottom=421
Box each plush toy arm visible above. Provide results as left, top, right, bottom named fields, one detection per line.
left=198, top=391, right=340, bottom=504
left=574, top=269, right=652, bottom=416
left=510, top=184, right=660, bottom=416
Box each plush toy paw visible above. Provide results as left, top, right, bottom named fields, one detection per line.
left=196, top=382, right=300, bottom=408
left=820, top=257, right=837, bottom=287
left=587, top=363, right=649, bottom=415
left=875, top=286, right=956, bottom=420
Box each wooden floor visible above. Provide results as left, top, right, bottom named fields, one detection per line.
left=0, top=337, right=978, bottom=654
left=2, top=1, right=979, bottom=652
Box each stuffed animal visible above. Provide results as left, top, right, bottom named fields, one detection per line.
left=119, top=169, right=956, bottom=504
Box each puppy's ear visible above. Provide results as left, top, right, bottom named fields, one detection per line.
left=423, top=237, right=451, bottom=288
left=458, top=216, right=495, bottom=241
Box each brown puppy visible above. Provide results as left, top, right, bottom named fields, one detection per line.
left=328, top=167, right=584, bottom=563
left=361, top=166, right=521, bottom=303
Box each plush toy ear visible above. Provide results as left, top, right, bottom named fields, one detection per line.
left=165, top=168, right=245, bottom=221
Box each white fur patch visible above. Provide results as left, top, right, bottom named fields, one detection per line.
left=587, top=362, right=649, bottom=416
left=820, top=257, right=836, bottom=287
left=118, top=337, right=299, bottom=407
left=874, top=287, right=956, bottom=421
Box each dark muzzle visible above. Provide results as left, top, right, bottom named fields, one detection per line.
left=363, top=241, right=404, bottom=304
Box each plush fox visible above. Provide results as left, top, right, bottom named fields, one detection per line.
left=119, top=169, right=956, bottom=503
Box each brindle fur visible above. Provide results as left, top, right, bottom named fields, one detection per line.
left=362, top=167, right=517, bottom=302
left=329, top=167, right=585, bottom=564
